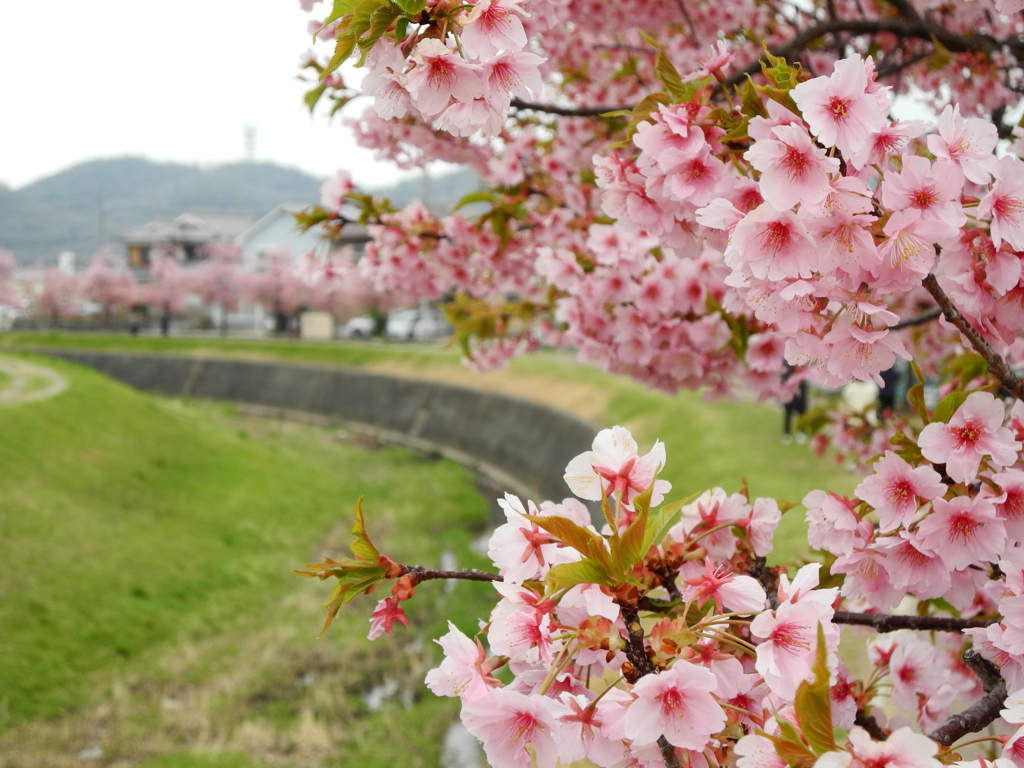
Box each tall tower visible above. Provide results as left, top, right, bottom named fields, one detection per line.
left=243, top=124, right=257, bottom=161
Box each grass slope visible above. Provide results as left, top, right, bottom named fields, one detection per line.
left=4, top=333, right=857, bottom=551
left=0, top=353, right=494, bottom=767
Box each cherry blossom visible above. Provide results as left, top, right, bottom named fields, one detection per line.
left=623, top=662, right=725, bottom=749
left=564, top=426, right=671, bottom=511
left=918, top=392, right=1021, bottom=484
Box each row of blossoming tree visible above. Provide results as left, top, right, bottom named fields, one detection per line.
left=0, top=243, right=389, bottom=332
left=291, top=0, right=1024, bottom=766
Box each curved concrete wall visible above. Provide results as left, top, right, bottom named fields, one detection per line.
left=37, top=349, right=599, bottom=507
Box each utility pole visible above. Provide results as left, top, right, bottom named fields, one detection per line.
left=96, top=192, right=105, bottom=251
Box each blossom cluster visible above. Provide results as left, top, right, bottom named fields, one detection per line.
left=311, top=410, right=1024, bottom=768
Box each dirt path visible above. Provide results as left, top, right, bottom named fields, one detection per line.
left=0, top=355, right=67, bottom=405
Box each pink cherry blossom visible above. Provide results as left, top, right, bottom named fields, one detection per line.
left=748, top=497, right=782, bottom=556
left=918, top=392, right=1021, bottom=484
left=790, top=56, right=887, bottom=155
left=461, top=688, right=561, bottom=768
left=745, top=124, right=839, bottom=209
left=425, top=621, right=500, bottom=701
left=368, top=596, right=408, bottom=640
left=847, top=725, right=941, bottom=768
left=681, top=560, right=767, bottom=614
left=458, top=0, right=529, bottom=59
left=623, top=662, right=725, bottom=749
left=564, top=426, right=671, bottom=511
left=320, top=169, right=354, bottom=208
left=855, top=451, right=946, bottom=532
left=926, top=104, right=998, bottom=185
left=916, top=495, right=1006, bottom=570
left=726, top=203, right=818, bottom=281
left=979, top=156, right=1024, bottom=251
left=406, top=39, right=484, bottom=117
left=750, top=600, right=834, bottom=700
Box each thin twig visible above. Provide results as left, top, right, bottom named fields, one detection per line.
left=400, top=565, right=502, bottom=583
left=922, top=274, right=1024, bottom=401
left=891, top=306, right=942, bottom=330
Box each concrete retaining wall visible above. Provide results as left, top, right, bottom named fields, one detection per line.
left=37, top=349, right=599, bottom=507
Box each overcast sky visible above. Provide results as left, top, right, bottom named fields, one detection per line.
left=0, top=0, right=413, bottom=190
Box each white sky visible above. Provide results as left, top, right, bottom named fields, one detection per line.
left=0, top=0, right=413, bottom=190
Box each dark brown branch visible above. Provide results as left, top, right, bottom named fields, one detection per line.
left=724, top=17, right=1011, bottom=89
left=619, top=602, right=682, bottom=768
left=400, top=565, right=502, bottom=583
left=509, top=97, right=635, bottom=117
left=747, top=557, right=780, bottom=609
left=832, top=611, right=995, bottom=633
left=891, top=306, right=941, bottom=330
left=922, top=274, right=1024, bottom=401
left=928, top=649, right=1007, bottom=746
left=855, top=709, right=889, bottom=741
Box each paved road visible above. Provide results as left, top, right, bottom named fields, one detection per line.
left=0, top=355, right=67, bottom=405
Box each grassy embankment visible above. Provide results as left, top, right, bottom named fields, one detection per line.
left=0, top=352, right=493, bottom=768
left=3, top=332, right=859, bottom=554
left=0, top=335, right=858, bottom=766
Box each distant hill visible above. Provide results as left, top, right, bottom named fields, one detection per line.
left=0, top=157, right=480, bottom=267
left=1, top=158, right=325, bottom=266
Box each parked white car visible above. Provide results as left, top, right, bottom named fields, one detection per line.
left=338, top=315, right=375, bottom=339
left=412, top=309, right=452, bottom=341
left=385, top=309, right=420, bottom=340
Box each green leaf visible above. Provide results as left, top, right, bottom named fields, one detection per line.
left=908, top=360, right=928, bottom=423
left=393, top=0, right=425, bottom=14
left=395, top=16, right=410, bottom=41
left=522, top=513, right=612, bottom=569
left=600, top=484, right=616, bottom=533
left=932, top=390, right=969, bottom=424
left=321, top=0, right=382, bottom=77
left=762, top=722, right=817, bottom=768
left=637, top=30, right=710, bottom=102
left=320, top=0, right=361, bottom=31
left=945, top=352, right=988, bottom=387
left=793, top=623, right=836, bottom=756
left=349, top=497, right=381, bottom=562
left=643, top=502, right=684, bottom=553
left=356, top=3, right=404, bottom=66
left=453, top=189, right=495, bottom=211
left=304, top=84, right=327, bottom=113
left=609, top=479, right=659, bottom=576
left=545, top=558, right=613, bottom=590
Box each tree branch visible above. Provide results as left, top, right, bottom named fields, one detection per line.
left=891, top=306, right=942, bottom=330
left=509, top=97, right=635, bottom=117
left=400, top=565, right=502, bottom=583
left=619, top=602, right=683, bottom=768
left=855, top=709, right=889, bottom=741
left=921, top=274, right=1024, bottom=401
left=832, top=611, right=994, bottom=633
left=724, top=17, right=1010, bottom=89
left=928, top=649, right=1007, bottom=746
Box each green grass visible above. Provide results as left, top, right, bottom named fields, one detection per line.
left=0, top=335, right=859, bottom=764
left=0, top=352, right=494, bottom=766
left=137, top=753, right=269, bottom=768
left=0, top=369, right=11, bottom=392
left=2, top=332, right=858, bottom=556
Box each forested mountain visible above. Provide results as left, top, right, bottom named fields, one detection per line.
left=0, top=157, right=479, bottom=267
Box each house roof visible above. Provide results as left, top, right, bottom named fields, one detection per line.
left=122, top=210, right=256, bottom=245
left=236, top=204, right=369, bottom=246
